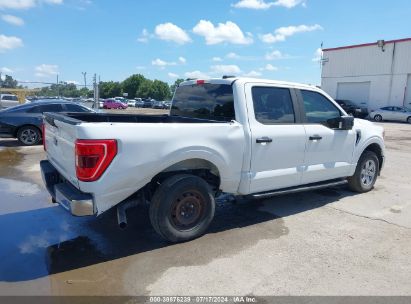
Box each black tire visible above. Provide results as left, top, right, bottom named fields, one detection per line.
left=407, top=116, right=411, bottom=124
left=149, top=174, right=215, bottom=243
left=347, top=151, right=379, bottom=193
left=17, top=125, right=41, bottom=146
left=374, top=114, right=382, bottom=122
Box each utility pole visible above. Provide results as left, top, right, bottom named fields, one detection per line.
left=93, top=73, right=97, bottom=110
left=82, top=72, right=87, bottom=90
left=56, top=74, right=59, bottom=98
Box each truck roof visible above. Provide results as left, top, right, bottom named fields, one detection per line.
left=179, top=77, right=318, bottom=90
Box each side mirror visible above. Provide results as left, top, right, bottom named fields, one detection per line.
left=339, top=115, right=354, bottom=130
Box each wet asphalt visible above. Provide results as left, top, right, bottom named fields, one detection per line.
left=0, top=122, right=410, bottom=296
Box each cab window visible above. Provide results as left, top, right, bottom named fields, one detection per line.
left=301, top=90, right=341, bottom=128
left=252, top=87, right=295, bottom=124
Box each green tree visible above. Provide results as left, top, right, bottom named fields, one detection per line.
left=100, top=81, right=122, bottom=98
left=1, top=74, right=18, bottom=88
left=136, top=79, right=154, bottom=99
left=122, top=74, right=146, bottom=99
left=151, top=79, right=172, bottom=100
left=79, top=87, right=92, bottom=97
left=170, top=78, right=184, bottom=97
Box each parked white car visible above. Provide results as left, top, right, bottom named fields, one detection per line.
left=0, top=94, right=19, bottom=108
left=370, top=106, right=411, bottom=123
left=127, top=99, right=136, bottom=107
left=41, top=77, right=385, bottom=242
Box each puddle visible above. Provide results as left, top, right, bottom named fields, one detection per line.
left=0, top=148, right=23, bottom=177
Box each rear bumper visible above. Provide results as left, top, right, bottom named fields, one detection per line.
left=40, top=160, right=95, bottom=216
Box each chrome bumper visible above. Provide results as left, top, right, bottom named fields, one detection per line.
left=40, top=160, right=94, bottom=216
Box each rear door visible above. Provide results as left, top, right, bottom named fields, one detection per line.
left=298, top=89, right=356, bottom=184
left=246, top=84, right=307, bottom=193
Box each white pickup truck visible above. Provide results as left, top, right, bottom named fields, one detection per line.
left=41, top=77, right=385, bottom=242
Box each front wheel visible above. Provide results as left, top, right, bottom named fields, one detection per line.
left=149, top=174, right=215, bottom=243
left=347, top=151, right=379, bottom=193
left=407, top=117, right=411, bottom=124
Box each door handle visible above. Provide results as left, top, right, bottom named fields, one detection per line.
left=309, top=135, right=322, bottom=141
left=256, top=137, right=273, bottom=143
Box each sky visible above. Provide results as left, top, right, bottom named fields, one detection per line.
left=0, top=0, right=410, bottom=88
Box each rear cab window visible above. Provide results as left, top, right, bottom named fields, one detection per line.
left=171, top=83, right=235, bottom=121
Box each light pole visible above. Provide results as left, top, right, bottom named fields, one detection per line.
left=81, top=72, right=87, bottom=91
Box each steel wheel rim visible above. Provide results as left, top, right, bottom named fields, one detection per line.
left=20, top=129, right=38, bottom=145
left=360, top=159, right=376, bottom=187
left=170, top=190, right=205, bottom=230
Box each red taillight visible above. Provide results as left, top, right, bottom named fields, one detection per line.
left=42, top=123, right=46, bottom=151
left=75, top=139, right=117, bottom=182
left=196, top=79, right=205, bottom=85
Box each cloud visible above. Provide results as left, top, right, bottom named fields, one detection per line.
left=211, top=64, right=241, bottom=75
left=66, top=80, right=79, bottom=85
left=226, top=52, right=240, bottom=59
left=151, top=58, right=177, bottom=69
left=265, top=50, right=289, bottom=60
left=212, top=57, right=223, bottom=62
left=1, top=14, right=24, bottom=26
left=232, top=0, right=305, bottom=10
left=168, top=72, right=179, bottom=79
left=243, top=70, right=262, bottom=77
left=35, top=64, right=58, bottom=77
left=137, top=28, right=149, bottom=43
left=0, top=67, right=14, bottom=75
left=43, top=0, right=63, bottom=4
left=178, top=56, right=186, bottom=64
left=273, top=0, right=305, bottom=8
left=261, top=63, right=278, bottom=71
left=0, top=0, right=63, bottom=9
left=0, top=34, right=23, bottom=52
left=193, top=20, right=253, bottom=45
left=154, top=22, right=191, bottom=44
left=184, top=70, right=209, bottom=79
left=312, top=48, right=323, bottom=62
left=261, top=24, right=323, bottom=43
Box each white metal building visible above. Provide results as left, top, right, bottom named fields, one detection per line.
left=321, top=38, right=411, bottom=111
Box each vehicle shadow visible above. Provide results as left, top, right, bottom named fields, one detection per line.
left=0, top=139, right=21, bottom=147
left=0, top=186, right=356, bottom=282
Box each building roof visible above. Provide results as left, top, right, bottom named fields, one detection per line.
left=323, top=37, right=411, bottom=52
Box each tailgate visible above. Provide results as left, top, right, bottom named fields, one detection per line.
left=43, top=113, right=80, bottom=188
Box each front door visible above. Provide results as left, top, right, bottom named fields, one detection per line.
left=247, top=84, right=307, bottom=194
left=298, top=89, right=356, bottom=184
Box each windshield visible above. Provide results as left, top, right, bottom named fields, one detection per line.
left=171, top=83, right=235, bottom=121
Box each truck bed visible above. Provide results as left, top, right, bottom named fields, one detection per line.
left=44, top=112, right=229, bottom=125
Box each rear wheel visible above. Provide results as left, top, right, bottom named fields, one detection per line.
left=17, top=126, right=41, bottom=146
left=374, top=114, right=382, bottom=122
left=149, top=174, right=215, bottom=243
left=407, top=117, right=411, bottom=124
left=347, top=151, right=379, bottom=193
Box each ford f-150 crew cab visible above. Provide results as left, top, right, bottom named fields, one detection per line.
left=41, top=77, right=385, bottom=242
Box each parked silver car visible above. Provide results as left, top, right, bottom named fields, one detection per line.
left=370, top=106, right=411, bottom=123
